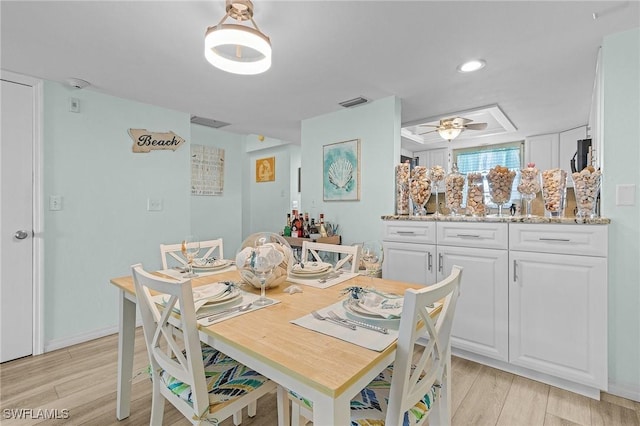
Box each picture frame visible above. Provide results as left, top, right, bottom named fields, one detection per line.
left=323, top=139, right=360, bottom=201
left=256, top=156, right=275, bottom=182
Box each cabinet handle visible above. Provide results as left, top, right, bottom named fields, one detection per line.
left=539, top=237, right=571, bottom=242
left=438, top=253, right=443, bottom=273
left=427, top=252, right=432, bottom=271
left=396, top=231, right=416, bottom=235
left=456, top=234, right=481, bottom=238
left=513, top=260, right=517, bottom=282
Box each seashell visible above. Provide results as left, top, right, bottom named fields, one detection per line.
left=328, top=158, right=354, bottom=189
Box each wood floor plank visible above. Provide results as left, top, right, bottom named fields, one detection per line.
left=452, top=365, right=514, bottom=426
left=590, top=398, right=640, bottom=426
left=547, top=387, right=592, bottom=426
left=544, top=413, right=584, bottom=426
left=450, top=355, right=483, bottom=415
left=600, top=392, right=640, bottom=412
left=497, top=375, right=550, bottom=426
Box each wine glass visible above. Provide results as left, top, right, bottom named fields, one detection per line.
left=251, top=238, right=284, bottom=306
left=181, top=235, right=200, bottom=278
left=361, top=241, right=383, bottom=285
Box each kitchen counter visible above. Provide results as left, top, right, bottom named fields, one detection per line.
left=381, top=214, right=610, bottom=224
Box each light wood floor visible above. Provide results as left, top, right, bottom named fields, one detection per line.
left=1, top=329, right=639, bottom=426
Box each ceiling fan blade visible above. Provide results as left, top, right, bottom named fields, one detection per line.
left=418, top=129, right=438, bottom=136
left=417, top=124, right=440, bottom=128
left=452, top=117, right=473, bottom=126
left=465, top=122, right=488, bottom=130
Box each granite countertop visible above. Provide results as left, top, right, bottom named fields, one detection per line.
left=381, top=214, right=611, bottom=225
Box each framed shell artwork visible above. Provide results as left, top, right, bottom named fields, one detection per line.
left=323, top=139, right=360, bottom=201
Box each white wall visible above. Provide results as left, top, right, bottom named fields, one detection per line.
left=601, top=27, right=640, bottom=400
left=300, top=96, right=401, bottom=245
left=190, top=124, right=245, bottom=258
left=43, top=81, right=191, bottom=344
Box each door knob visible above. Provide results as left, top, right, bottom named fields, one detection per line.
left=14, top=230, right=29, bottom=240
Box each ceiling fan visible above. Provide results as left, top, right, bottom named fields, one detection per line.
left=418, top=117, right=488, bottom=141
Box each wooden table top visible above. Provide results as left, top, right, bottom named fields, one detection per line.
left=110, top=270, right=428, bottom=399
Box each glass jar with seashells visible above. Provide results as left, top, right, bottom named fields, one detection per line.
left=409, top=166, right=431, bottom=216
left=466, top=172, right=486, bottom=216
left=395, top=163, right=410, bottom=215
left=445, top=163, right=465, bottom=216
left=430, top=165, right=445, bottom=216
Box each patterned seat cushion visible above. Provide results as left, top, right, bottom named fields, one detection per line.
left=159, top=342, right=270, bottom=407
left=290, top=365, right=438, bottom=426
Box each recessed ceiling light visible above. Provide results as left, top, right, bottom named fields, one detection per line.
left=457, top=59, right=486, bottom=73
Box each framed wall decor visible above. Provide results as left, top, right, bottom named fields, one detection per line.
left=323, top=139, right=360, bottom=201
left=256, top=156, right=275, bottom=182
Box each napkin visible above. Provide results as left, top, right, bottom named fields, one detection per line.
left=156, top=282, right=235, bottom=313
left=351, top=293, right=403, bottom=319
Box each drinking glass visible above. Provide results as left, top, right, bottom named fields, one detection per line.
left=361, top=241, right=384, bottom=284
left=251, top=238, right=284, bottom=306
left=181, top=235, right=200, bottom=278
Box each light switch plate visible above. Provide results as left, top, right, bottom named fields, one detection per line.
left=616, top=184, right=636, bottom=206
left=68, top=97, right=80, bottom=113
left=147, top=198, right=163, bottom=211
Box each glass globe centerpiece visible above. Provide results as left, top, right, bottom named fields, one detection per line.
left=236, top=232, right=293, bottom=306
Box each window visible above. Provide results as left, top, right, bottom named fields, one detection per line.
left=453, top=141, right=524, bottom=207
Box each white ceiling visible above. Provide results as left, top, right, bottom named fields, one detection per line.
left=2, top=1, right=638, bottom=151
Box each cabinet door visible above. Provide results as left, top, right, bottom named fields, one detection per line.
left=509, top=251, right=607, bottom=388
left=526, top=133, right=559, bottom=171
left=438, top=246, right=509, bottom=361
left=382, top=241, right=436, bottom=286
left=427, top=148, right=447, bottom=169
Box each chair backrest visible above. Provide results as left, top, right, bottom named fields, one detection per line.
left=300, top=241, right=362, bottom=273
left=160, top=238, right=224, bottom=270
left=385, top=265, right=463, bottom=425
left=131, top=263, right=210, bottom=418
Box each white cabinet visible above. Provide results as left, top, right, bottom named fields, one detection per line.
left=508, top=223, right=608, bottom=390
left=525, top=133, right=559, bottom=171
left=415, top=148, right=447, bottom=169
left=382, top=219, right=609, bottom=398
left=438, top=244, right=509, bottom=361
left=383, top=241, right=436, bottom=286
left=382, top=221, right=436, bottom=286
left=509, top=251, right=607, bottom=389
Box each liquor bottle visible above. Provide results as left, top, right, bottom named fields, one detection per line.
left=309, top=218, right=318, bottom=235
left=303, top=212, right=310, bottom=238
left=298, top=214, right=304, bottom=237
left=319, top=213, right=328, bottom=238
left=291, top=215, right=298, bottom=237
left=284, top=213, right=292, bottom=237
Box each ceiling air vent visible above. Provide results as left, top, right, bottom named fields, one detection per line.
left=190, top=115, right=230, bottom=129
left=339, top=96, right=369, bottom=108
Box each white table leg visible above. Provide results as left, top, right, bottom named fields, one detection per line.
left=312, top=394, right=350, bottom=426
left=116, top=290, right=136, bottom=420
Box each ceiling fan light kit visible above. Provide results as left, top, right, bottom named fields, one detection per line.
left=438, top=126, right=463, bottom=141
left=204, top=0, right=271, bottom=75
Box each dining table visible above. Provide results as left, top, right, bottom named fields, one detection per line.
left=110, top=267, right=437, bottom=425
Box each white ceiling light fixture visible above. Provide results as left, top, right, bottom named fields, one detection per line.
left=457, top=59, right=486, bottom=73
left=204, top=0, right=271, bottom=75
left=437, top=126, right=463, bottom=141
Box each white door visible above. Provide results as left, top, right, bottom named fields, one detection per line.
left=382, top=241, right=436, bottom=286
left=1, top=78, right=34, bottom=362
left=509, top=251, right=607, bottom=388
left=438, top=245, right=509, bottom=361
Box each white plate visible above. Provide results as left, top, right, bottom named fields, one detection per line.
left=290, top=262, right=332, bottom=274
left=288, top=269, right=331, bottom=279
left=193, top=259, right=232, bottom=270
left=343, top=299, right=401, bottom=322
left=201, top=293, right=242, bottom=309
left=198, top=295, right=243, bottom=316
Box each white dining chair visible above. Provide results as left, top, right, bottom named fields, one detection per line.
left=160, top=238, right=224, bottom=270
left=289, top=265, right=463, bottom=426
left=300, top=241, right=362, bottom=273
left=131, top=263, right=279, bottom=425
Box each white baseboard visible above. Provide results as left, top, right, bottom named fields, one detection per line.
left=44, top=319, right=143, bottom=353
left=607, top=381, right=640, bottom=402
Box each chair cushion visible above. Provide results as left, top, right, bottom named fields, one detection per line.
left=290, top=365, right=438, bottom=426
left=159, top=342, right=270, bottom=407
